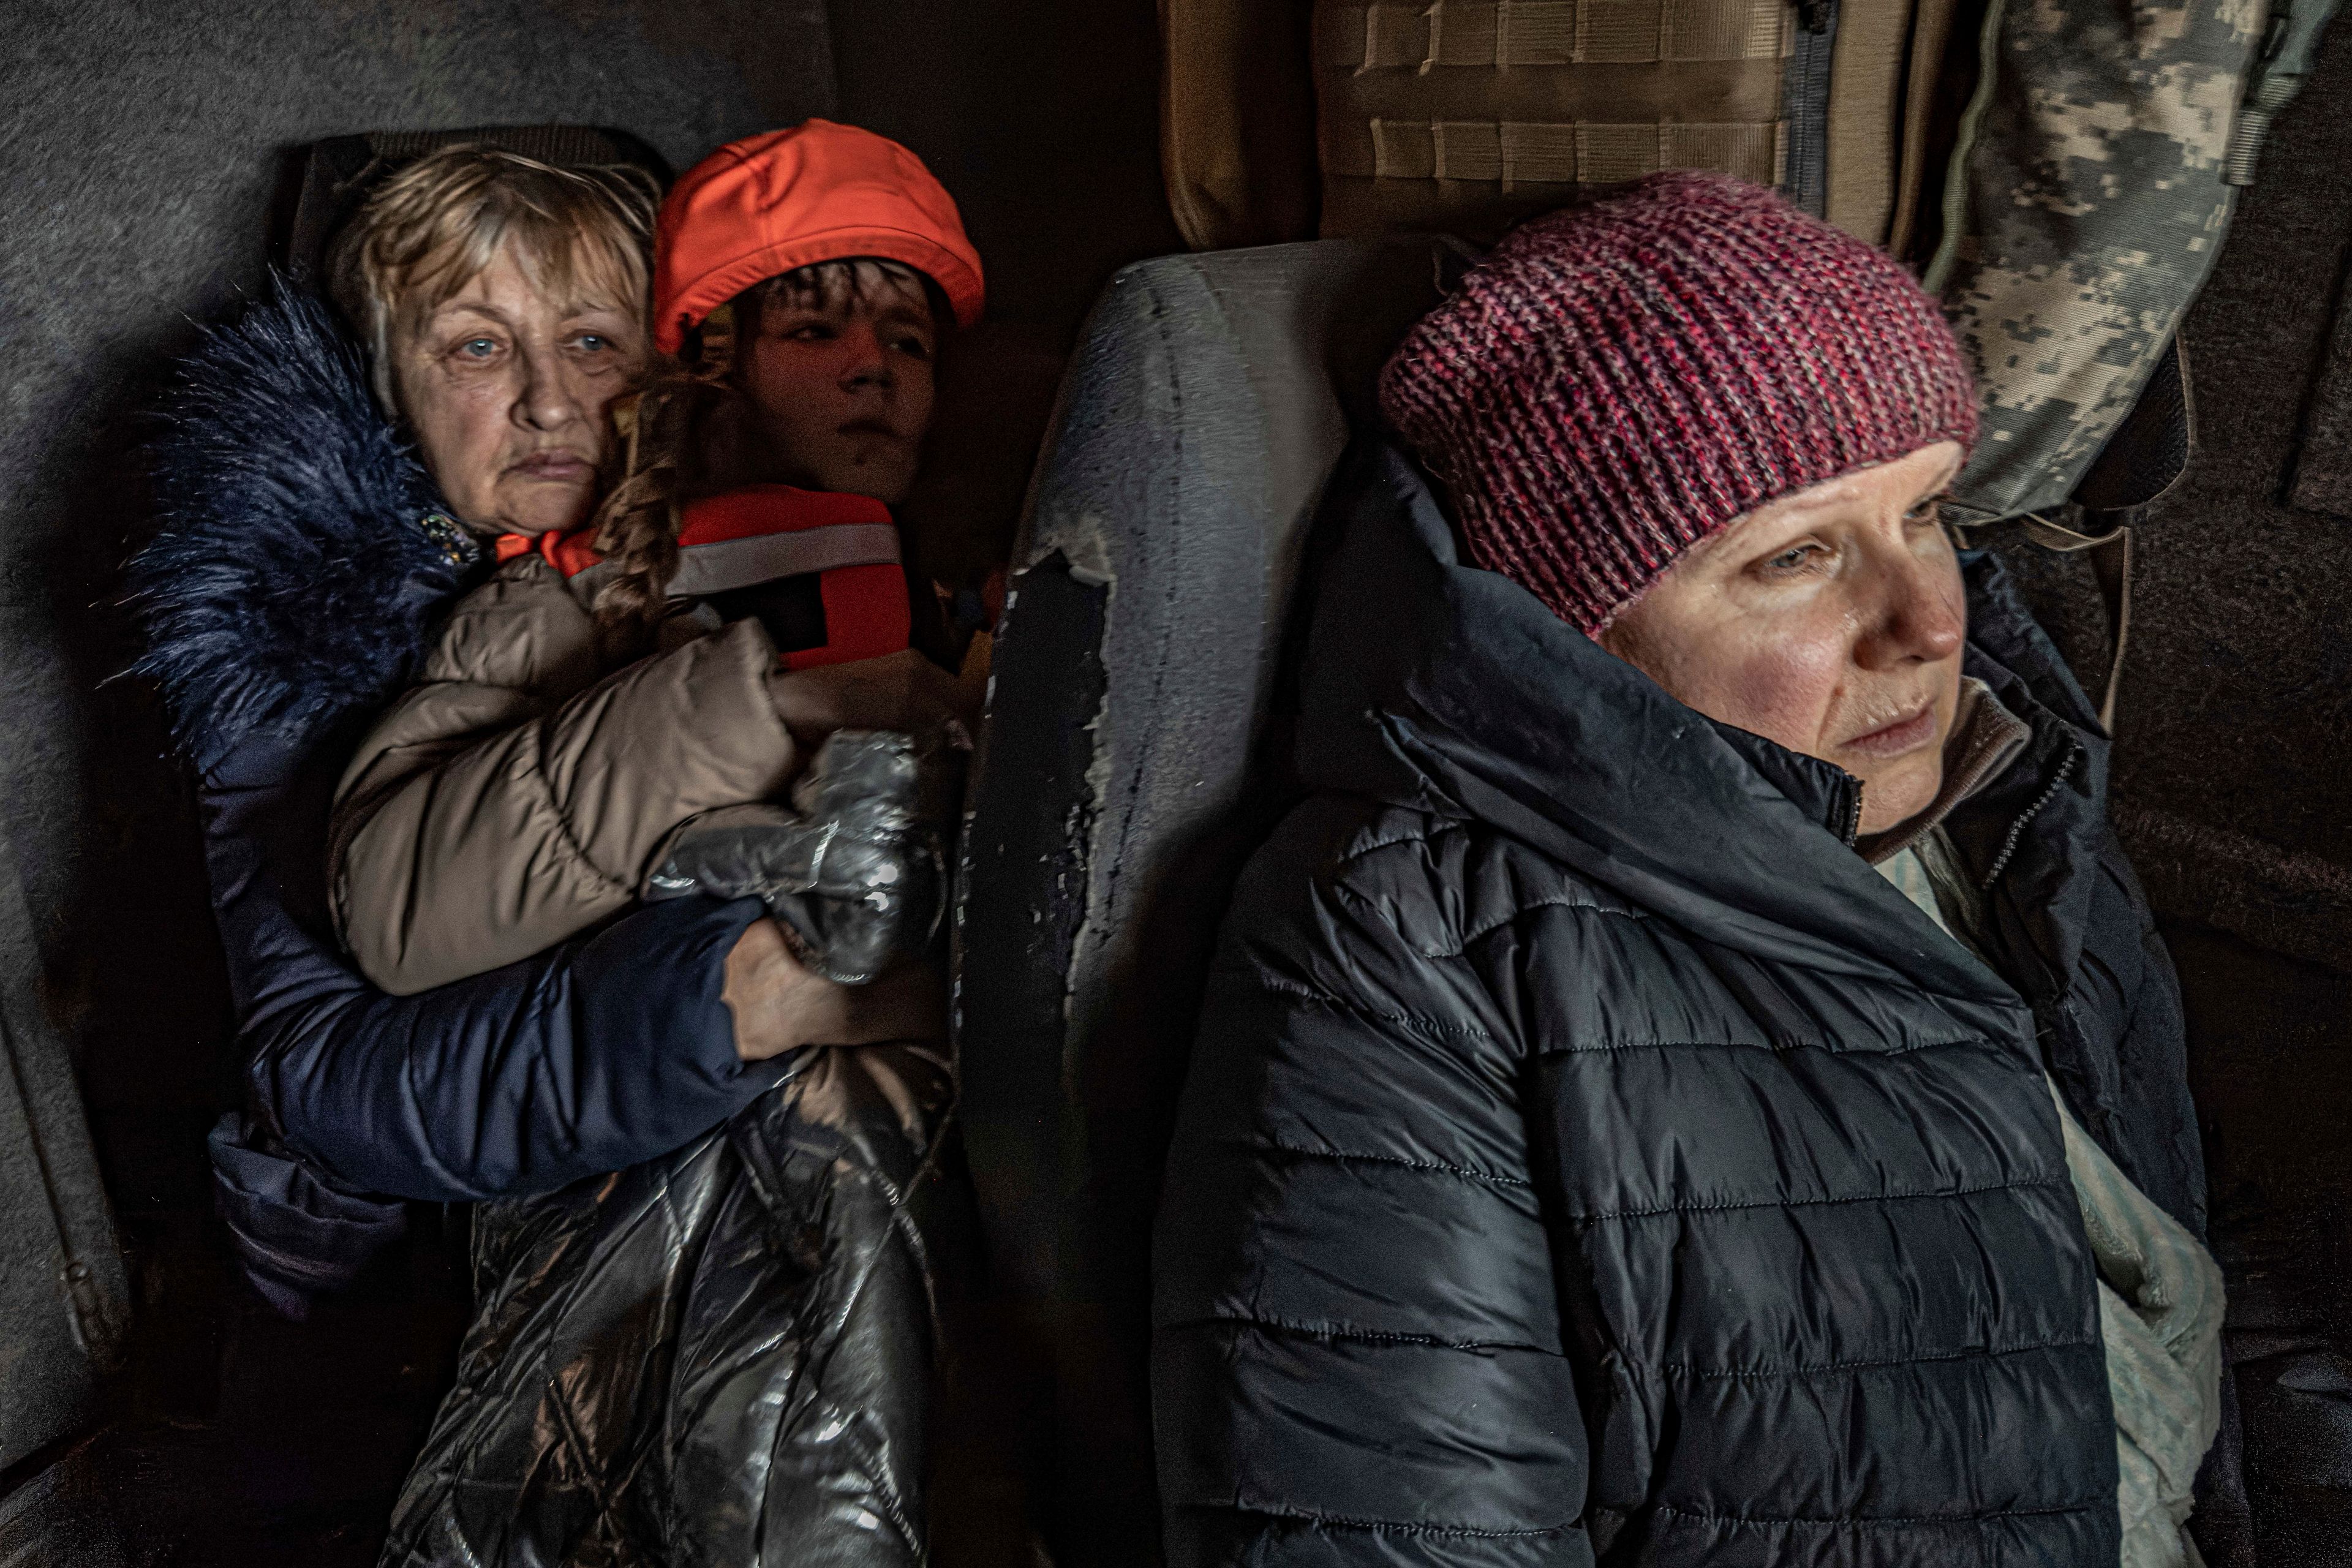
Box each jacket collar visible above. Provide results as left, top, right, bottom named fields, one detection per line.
left=1856, top=678, right=2034, bottom=864
left=130, top=276, right=483, bottom=775
left=1298, top=440, right=2090, bottom=1016
left=1944, top=647, right=2100, bottom=1011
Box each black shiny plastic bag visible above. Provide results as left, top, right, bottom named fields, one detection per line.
left=377, top=1035, right=959, bottom=1567
left=648, top=729, right=960, bottom=986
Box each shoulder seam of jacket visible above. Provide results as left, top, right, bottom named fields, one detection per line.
left=447, top=556, right=600, bottom=698
left=1535, top=1032, right=2000, bottom=1060
left=1164, top=1308, right=1561, bottom=1356
left=527, top=710, right=638, bottom=897
left=1647, top=1498, right=2101, bottom=1529
left=1653, top=1330, right=2100, bottom=1381
left=1166, top=1499, right=1580, bottom=1539
left=1237, top=1134, right=1533, bottom=1188
left=1329, top=816, right=1469, bottom=869
left=1570, top=1170, right=2070, bottom=1225
left=1324, top=835, right=1646, bottom=956
left=1434, top=892, right=1649, bottom=955
left=1254, top=973, right=1500, bottom=1041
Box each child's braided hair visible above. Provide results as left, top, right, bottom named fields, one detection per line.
left=586, top=257, right=936, bottom=660
left=586, top=368, right=719, bottom=659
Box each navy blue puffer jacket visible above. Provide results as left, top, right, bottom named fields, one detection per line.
left=132, top=282, right=784, bottom=1297
left=1152, top=442, right=2207, bottom=1565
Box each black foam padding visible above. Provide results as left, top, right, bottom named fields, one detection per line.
left=2076, top=336, right=2195, bottom=515
left=958, top=552, right=1110, bottom=1275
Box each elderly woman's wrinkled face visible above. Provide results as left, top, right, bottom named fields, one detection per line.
left=390, top=248, right=646, bottom=535
left=1600, top=442, right=1967, bottom=837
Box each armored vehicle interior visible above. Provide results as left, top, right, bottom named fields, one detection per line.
left=4, top=3, right=2352, bottom=1565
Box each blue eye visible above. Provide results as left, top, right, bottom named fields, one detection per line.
left=461, top=338, right=497, bottom=358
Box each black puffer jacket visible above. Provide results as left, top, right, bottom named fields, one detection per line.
left=1153, top=442, right=2207, bottom=1565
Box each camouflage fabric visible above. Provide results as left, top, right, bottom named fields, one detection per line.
left=1928, top=0, right=2266, bottom=526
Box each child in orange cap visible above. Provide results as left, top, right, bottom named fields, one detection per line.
left=327, top=123, right=989, bottom=998
left=587, top=119, right=990, bottom=662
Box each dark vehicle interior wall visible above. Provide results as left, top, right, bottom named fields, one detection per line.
left=2044, top=18, right=2352, bottom=1561
left=0, top=2, right=1173, bottom=1561
left=9, top=1, right=2352, bottom=1566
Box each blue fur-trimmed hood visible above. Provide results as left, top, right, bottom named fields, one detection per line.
left=129, top=276, right=482, bottom=773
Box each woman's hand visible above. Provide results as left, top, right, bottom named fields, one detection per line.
left=721, top=915, right=944, bottom=1061
left=768, top=647, right=979, bottom=745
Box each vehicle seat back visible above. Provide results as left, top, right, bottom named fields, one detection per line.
left=276, top=125, right=669, bottom=277
left=957, top=236, right=1445, bottom=1558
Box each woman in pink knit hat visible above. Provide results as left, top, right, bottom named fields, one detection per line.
left=1154, top=173, right=2220, bottom=1568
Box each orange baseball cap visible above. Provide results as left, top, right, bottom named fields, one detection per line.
left=652, top=120, right=985, bottom=354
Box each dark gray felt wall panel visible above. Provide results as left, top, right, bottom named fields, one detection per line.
left=1981, top=24, right=2352, bottom=1560
left=0, top=0, right=831, bottom=1467
left=2122, top=21, right=2352, bottom=1561
left=2100, top=13, right=2352, bottom=954
left=826, top=0, right=1184, bottom=336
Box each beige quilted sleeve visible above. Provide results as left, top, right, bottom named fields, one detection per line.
left=330, top=556, right=801, bottom=996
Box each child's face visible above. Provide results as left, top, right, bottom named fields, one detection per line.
left=736, top=279, right=938, bottom=505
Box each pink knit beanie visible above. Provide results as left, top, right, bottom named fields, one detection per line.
left=1379, top=172, right=1978, bottom=636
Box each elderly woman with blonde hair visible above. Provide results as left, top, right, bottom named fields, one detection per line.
left=325, top=145, right=657, bottom=530
left=134, top=144, right=959, bottom=1567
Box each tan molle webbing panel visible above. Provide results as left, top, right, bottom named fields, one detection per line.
left=1885, top=0, right=1962, bottom=258
left=1160, top=0, right=1325, bottom=251
left=1315, top=0, right=1795, bottom=241
left=1158, top=0, right=1951, bottom=253
left=1161, top=0, right=1947, bottom=255
left=1830, top=0, right=1918, bottom=251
